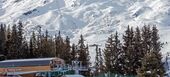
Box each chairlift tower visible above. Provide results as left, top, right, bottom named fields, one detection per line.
left=89, top=44, right=103, bottom=73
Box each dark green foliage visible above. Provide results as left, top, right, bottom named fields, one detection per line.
left=70, top=43, right=77, bottom=61
left=141, top=25, right=152, bottom=53
left=0, top=22, right=165, bottom=77
left=29, top=31, right=37, bottom=58
left=137, top=51, right=165, bottom=77
left=29, top=37, right=34, bottom=58
left=137, top=26, right=165, bottom=77
left=8, top=24, right=18, bottom=59
left=77, top=35, right=90, bottom=67
left=122, top=26, right=137, bottom=75
left=0, top=24, right=74, bottom=60
left=102, top=25, right=164, bottom=76
left=5, top=26, right=12, bottom=59
left=55, top=31, right=64, bottom=57
left=151, top=26, right=162, bottom=52
left=40, top=30, right=52, bottom=57
left=61, top=36, right=71, bottom=64
left=133, top=27, right=143, bottom=70
left=95, top=45, right=104, bottom=75
left=0, top=24, right=6, bottom=56
left=104, top=31, right=122, bottom=73
left=0, top=23, right=59, bottom=59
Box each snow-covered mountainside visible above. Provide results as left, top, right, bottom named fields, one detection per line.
left=0, top=0, right=170, bottom=62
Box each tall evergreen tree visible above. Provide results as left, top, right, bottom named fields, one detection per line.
left=21, top=37, right=29, bottom=58
left=29, top=37, right=34, bottom=58
left=95, top=45, right=100, bottom=69
left=17, top=22, right=24, bottom=59
left=5, top=26, right=12, bottom=59
left=141, top=25, right=152, bottom=53
left=29, top=31, right=37, bottom=58
left=41, top=30, right=51, bottom=57
left=55, top=31, right=64, bottom=58
left=48, top=36, right=56, bottom=57
left=151, top=26, right=161, bottom=52
left=122, top=26, right=135, bottom=75
left=9, top=24, right=18, bottom=59
left=112, top=32, right=122, bottom=74
left=137, top=25, right=165, bottom=77
left=0, top=24, right=6, bottom=56
left=104, top=34, right=114, bottom=73
left=133, top=27, right=143, bottom=69
left=104, top=32, right=122, bottom=73
left=137, top=51, right=165, bottom=77
left=17, top=22, right=23, bottom=48
left=71, top=43, right=77, bottom=61
left=77, top=35, right=90, bottom=67
left=37, top=26, right=43, bottom=57
left=95, top=45, right=104, bottom=74
left=61, top=36, right=71, bottom=64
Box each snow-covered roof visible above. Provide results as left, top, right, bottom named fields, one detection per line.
left=62, top=75, right=85, bottom=77
left=1, top=57, right=56, bottom=63
left=0, top=57, right=62, bottom=67
left=7, top=71, right=38, bottom=75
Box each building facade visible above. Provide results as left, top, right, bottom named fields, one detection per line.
left=0, top=57, right=65, bottom=77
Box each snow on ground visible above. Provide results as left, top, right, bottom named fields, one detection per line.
left=0, top=0, right=170, bottom=64
left=62, top=75, right=85, bottom=77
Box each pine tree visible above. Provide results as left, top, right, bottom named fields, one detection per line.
left=137, top=25, right=165, bottom=77
left=132, top=27, right=143, bottom=71
left=112, top=32, right=122, bottom=74
left=141, top=25, right=152, bottom=53
left=98, top=48, right=104, bottom=72
left=41, top=30, right=51, bottom=57
left=21, top=37, right=29, bottom=58
left=71, top=43, right=77, bottom=61
left=137, top=51, right=165, bottom=77
left=77, top=35, right=90, bottom=67
left=17, top=22, right=23, bottom=48
left=104, top=31, right=122, bottom=73
left=17, top=22, right=24, bottom=59
left=62, top=36, right=71, bottom=64
left=37, top=26, right=43, bottom=57
left=40, top=30, right=55, bottom=57
left=103, top=35, right=113, bottom=73
left=5, top=26, right=12, bottom=59
left=29, top=31, right=37, bottom=58
left=55, top=31, right=64, bottom=58
left=48, top=36, right=56, bottom=57
left=9, top=24, right=18, bottom=59
left=122, top=26, right=136, bottom=75
left=0, top=24, right=6, bottom=56
left=29, top=37, right=34, bottom=58
left=86, top=44, right=90, bottom=66
left=151, top=26, right=162, bottom=52
left=95, top=45, right=104, bottom=74
left=95, top=45, right=100, bottom=69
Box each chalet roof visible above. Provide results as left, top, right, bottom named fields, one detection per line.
left=0, top=57, right=61, bottom=67
left=7, top=71, right=38, bottom=75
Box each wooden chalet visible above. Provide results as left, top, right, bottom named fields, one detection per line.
left=0, top=57, right=65, bottom=77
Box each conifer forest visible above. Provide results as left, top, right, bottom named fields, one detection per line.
left=0, top=22, right=166, bottom=76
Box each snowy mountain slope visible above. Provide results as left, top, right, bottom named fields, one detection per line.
left=0, top=0, right=170, bottom=63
